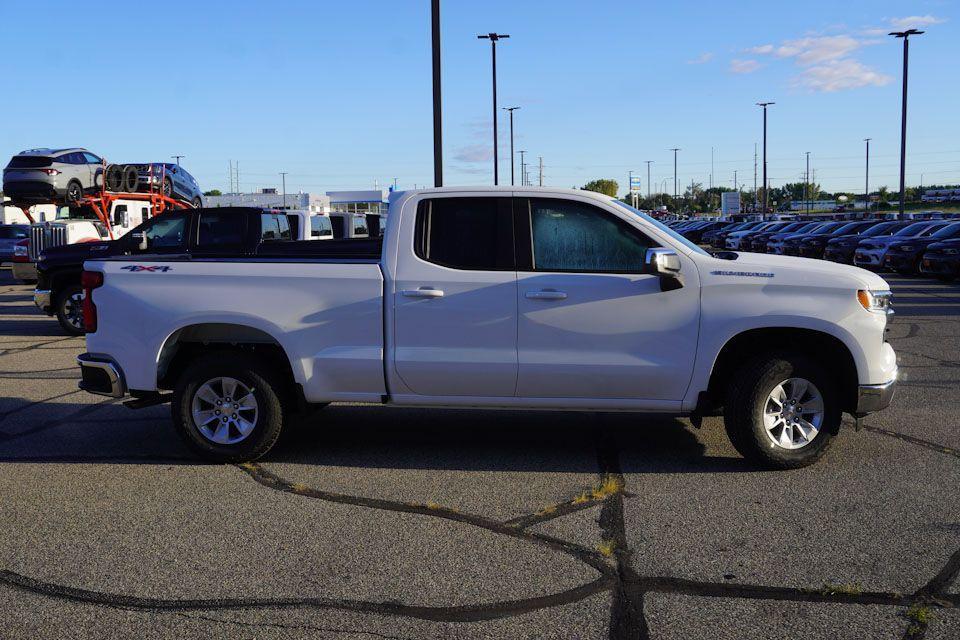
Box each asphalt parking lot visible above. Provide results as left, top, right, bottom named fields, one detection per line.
left=0, top=267, right=957, bottom=639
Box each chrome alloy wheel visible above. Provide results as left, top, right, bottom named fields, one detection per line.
left=63, top=292, right=83, bottom=330
left=762, top=377, right=825, bottom=450
left=191, top=377, right=259, bottom=445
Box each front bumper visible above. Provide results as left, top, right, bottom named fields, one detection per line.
left=11, top=261, right=37, bottom=281
left=799, top=245, right=826, bottom=258
left=823, top=246, right=854, bottom=263
left=34, top=288, right=51, bottom=314
left=854, top=250, right=884, bottom=268
left=883, top=252, right=919, bottom=272
left=856, top=371, right=897, bottom=413
left=77, top=353, right=126, bottom=398
left=920, top=255, right=959, bottom=276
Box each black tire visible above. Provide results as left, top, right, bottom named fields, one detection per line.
left=105, top=164, right=124, bottom=192
left=161, top=176, right=173, bottom=198
left=65, top=180, right=83, bottom=203
left=54, top=284, right=85, bottom=336
left=191, top=196, right=202, bottom=208
left=122, top=165, right=139, bottom=193
left=723, top=352, right=840, bottom=469
left=172, top=353, right=285, bottom=463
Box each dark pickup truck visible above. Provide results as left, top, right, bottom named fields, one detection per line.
left=36, top=207, right=374, bottom=335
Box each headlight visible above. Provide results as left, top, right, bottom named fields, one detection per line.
left=944, top=248, right=958, bottom=255
left=858, top=289, right=892, bottom=314
left=897, top=245, right=914, bottom=252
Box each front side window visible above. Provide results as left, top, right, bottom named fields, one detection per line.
left=142, top=215, right=187, bottom=250
left=260, top=213, right=280, bottom=240
left=276, top=214, right=291, bottom=240
left=528, top=198, right=652, bottom=272
left=311, top=217, right=333, bottom=237
left=83, top=152, right=102, bottom=164
left=414, top=197, right=513, bottom=270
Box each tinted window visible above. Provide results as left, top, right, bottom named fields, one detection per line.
left=528, top=198, right=652, bottom=273
left=286, top=214, right=300, bottom=239
left=7, top=156, right=52, bottom=168
left=930, top=223, right=960, bottom=238
left=897, top=222, right=930, bottom=236
left=82, top=152, right=101, bottom=164
left=277, top=214, right=291, bottom=240
left=311, top=217, right=333, bottom=237
left=414, top=197, right=513, bottom=270
left=142, top=215, right=187, bottom=250
left=196, top=211, right=246, bottom=247
left=260, top=214, right=280, bottom=240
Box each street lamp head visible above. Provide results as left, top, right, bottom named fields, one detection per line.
left=756, top=101, right=775, bottom=107
left=889, top=29, right=924, bottom=37
left=503, top=106, right=520, bottom=112
left=478, top=33, right=510, bottom=41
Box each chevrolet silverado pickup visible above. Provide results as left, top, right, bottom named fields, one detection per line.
left=77, top=187, right=898, bottom=468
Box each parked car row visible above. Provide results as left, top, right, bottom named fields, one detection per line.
left=668, top=214, right=960, bottom=281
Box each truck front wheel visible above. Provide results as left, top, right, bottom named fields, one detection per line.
left=723, top=353, right=840, bottom=469
left=172, top=353, right=284, bottom=463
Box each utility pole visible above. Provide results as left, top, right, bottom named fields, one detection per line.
left=393, top=177, right=398, bottom=190
left=280, top=172, right=288, bottom=209
left=538, top=156, right=543, bottom=187
left=753, top=143, right=758, bottom=212
left=478, top=32, right=510, bottom=185
left=710, top=147, right=714, bottom=190
left=890, top=29, right=923, bottom=217
left=669, top=148, right=680, bottom=200
left=628, top=170, right=634, bottom=206
left=645, top=160, right=653, bottom=198
left=733, top=170, right=738, bottom=191
left=171, top=155, right=184, bottom=166
left=756, top=102, right=774, bottom=213
left=503, top=107, right=520, bottom=185
left=431, top=0, right=443, bottom=187
left=805, top=152, right=811, bottom=216
left=864, top=138, right=871, bottom=215
left=518, top=150, right=527, bottom=186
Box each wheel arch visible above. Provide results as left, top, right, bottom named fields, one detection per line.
left=156, top=322, right=302, bottom=408
left=707, top=327, right=860, bottom=414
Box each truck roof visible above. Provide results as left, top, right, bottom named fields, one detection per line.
left=389, top=185, right=616, bottom=204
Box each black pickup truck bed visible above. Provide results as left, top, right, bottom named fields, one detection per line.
left=255, top=238, right=383, bottom=260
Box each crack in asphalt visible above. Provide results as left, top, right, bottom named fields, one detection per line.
left=170, top=609, right=420, bottom=640
left=864, top=425, right=960, bottom=459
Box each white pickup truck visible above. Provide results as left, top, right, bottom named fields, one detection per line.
left=77, top=187, right=898, bottom=468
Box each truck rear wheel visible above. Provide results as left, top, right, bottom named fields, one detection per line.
left=54, top=284, right=85, bottom=336
left=172, top=353, right=284, bottom=463
left=723, top=353, right=840, bottom=469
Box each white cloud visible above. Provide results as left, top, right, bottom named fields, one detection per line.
left=687, top=52, right=714, bottom=64
left=888, top=15, right=945, bottom=30
left=453, top=144, right=492, bottom=163
left=748, top=44, right=774, bottom=54
left=793, top=59, right=893, bottom=92
left=729, top=58, right=761, bottom=74
left=769, top=35, right=862, bottom=64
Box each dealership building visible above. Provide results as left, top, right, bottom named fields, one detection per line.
left=204, top=188, right=390, bottom=216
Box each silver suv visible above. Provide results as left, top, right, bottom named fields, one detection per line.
left=3, top=148, right=104, bottom=204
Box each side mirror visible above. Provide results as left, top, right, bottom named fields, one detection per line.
left=645, top=248, right=683, bottom=291
left=130, top=231, right=148, bottom=252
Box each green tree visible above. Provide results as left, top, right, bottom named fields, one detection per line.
left=582, top=179, right=619, bottom=197
left=203, top=189, right=222, bottom=197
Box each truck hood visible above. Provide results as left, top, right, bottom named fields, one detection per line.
left=711, top=252, right=889, bottom=291
left=37, top=240, right=117, bottom=269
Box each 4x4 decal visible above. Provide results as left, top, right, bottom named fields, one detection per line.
left=120, top=265, right=172, bottom=272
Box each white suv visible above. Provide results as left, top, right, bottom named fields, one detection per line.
left=3, top=148, right=104, bottom=204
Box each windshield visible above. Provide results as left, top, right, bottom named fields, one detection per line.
left=611, top=200, right=710, bottom=256
left=834, top=222, right=867, bottom=234
left=897, top=222, right=930, bottom=236
left=931, top=222, right=960, bottom=238
left=862, top=222, right=896, bottom=236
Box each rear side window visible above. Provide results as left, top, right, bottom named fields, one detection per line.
left=142, top=215, right=188, bottom=250
left=286, top=215, right=300, bottom=239
left=277, top=214, right=291, bottom=240
left=196, top=211, right=246, bottom=248
left=414, top=197, right=513, bottom=270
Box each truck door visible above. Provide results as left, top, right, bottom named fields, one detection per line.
left=513, top=196, right=700, bottom=401
left=392, top=196, right=518, bottom=397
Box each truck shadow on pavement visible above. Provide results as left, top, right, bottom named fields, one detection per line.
left=0, top=395, right=762, bottom=473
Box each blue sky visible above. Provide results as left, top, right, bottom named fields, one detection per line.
left=1, top=1, right=956, bottom=197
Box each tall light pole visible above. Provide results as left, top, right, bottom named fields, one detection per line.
left=669, top=148, right=680, bottom=200
left=503, top=106, right=520, bottom=185
left=279, top=172, right=288, bottom=209
left=890, top=29, right=923, bottom=217
left=431, top=0, right=443, bottom=187
left=804, top=152, right=811, bottom=216
left=756, top=102, right=774, bottom=214
left=864, top=138, right=871, bottom=215
left=518, top=150, right=527, bottom=186
left=171, top=155, right=184, bottom=166
left=645, top=161, right=653, bottom=198
left=478, top=32, right=509, bottom=185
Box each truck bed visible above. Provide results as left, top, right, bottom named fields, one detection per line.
left=256, top=238, right=383, bottom=260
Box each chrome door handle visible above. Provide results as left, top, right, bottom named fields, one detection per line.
left=525, top=289, right=567, bottom=300
left=402, top=287, right=444, bottom=298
